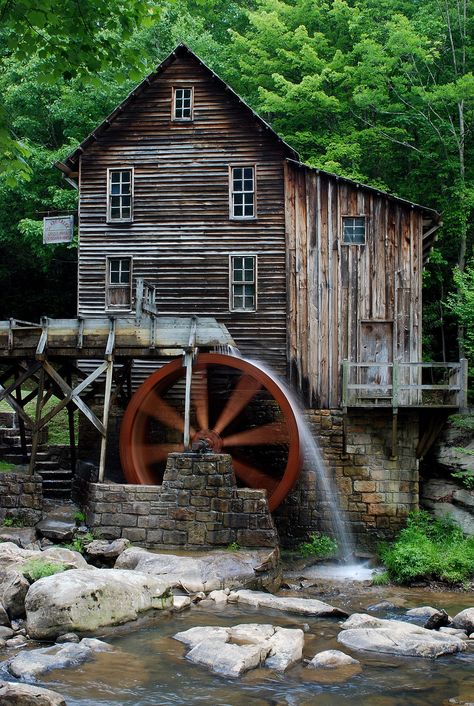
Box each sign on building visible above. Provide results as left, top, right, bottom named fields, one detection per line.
left=43, top=215, right=74, bottom=244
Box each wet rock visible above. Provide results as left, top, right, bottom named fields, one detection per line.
left=56, top=632, right=80, bottom=643
left=84, top=538, right=130, bottom=567
left=228, top=590, right=348, bottom=618
left=0, top=528, right=37, bottom=548
left=439, top=627, right=468, bottom=638
left=424, top=609, right=450, bottom=630
left=0, top=602, right=11, bottom=627
left=0, top=569, right=30, bottom=618
left=0, top=680, right=67, bottom=705
left=338, top=613, right=467, bottom=658
left=35, top=518, right=76, bottom=543
left=0, top=626, right=14, bottom=639
left=6, top=635, right=28, bottom=648
left=451, top=608, right=474, bottom=634
left=174, top=623, right=304, bottom=676
left=115, top=547, right=281, bottom=593
left=8, top=637, right=112, bottom=679
left=172, top=596, right=191, bottom=611
left=366, top=600, right=396, bottom=612
left=208, top=589, right=229, bottom=603
left=307, top=649, right=360, bottom=668
left=25, top=569, right=173, bottom=639
left=406, top=606, right=442, bottom=620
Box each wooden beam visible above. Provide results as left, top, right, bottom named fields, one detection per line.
left=98, top=359, right=114, bottom=481
left=29, top=367, right=45, bottom=475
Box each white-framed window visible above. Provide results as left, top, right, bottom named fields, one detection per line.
left=342, top=216, right=366, bottom=244
left=229, top=254, right=257, bottom=312
left=172, top=87, right=193, bottom=120
left=107, top=168, right=133, bottom=222
left=230, top=166, right=256, bottom=219
left=106, top=257, right=132, bottom=310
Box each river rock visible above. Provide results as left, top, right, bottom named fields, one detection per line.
left=0, top=542, right=90, bottom=571
left=0, top=680, right=67, bottom=705
left=0, top=569, right=30, bottom=619
left=228, top=589, right=348, bottom=617
left=115, top=547, right=281, bottom=593
left=172, top=596, right=191, bottom=611
left=56, top=632, right=81, bottom=643
left=0, top=626, right=14, bottom=639
left=35, top=518, right=75, bottom=543
left=6, top=635, right=28, bottom=649
left=451, top=608, right=474, bottom=633
left=0, top=528, right=37, bottom=548
left=439, top=627, right=468, bottom=638
left=338, top=613, right=467, bottom=658
left=174, top=622, right=304, bottom=676
left=307, top=649, right=360, bottom=668
left=0, top=602, right=11, bottom=627
left=406, top=606, right=443, bottom=620
left=208, top=589, right=229, bottom=603
left=8, top=638, right=112, bottom=679
left=424, top=609, right=450, bottom=630
left=84, top=538, right=130, bottom=566
left=25, top=569, right=172, bottom=639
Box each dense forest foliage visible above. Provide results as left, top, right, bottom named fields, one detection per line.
left=0, top=0, right=473, bottom=365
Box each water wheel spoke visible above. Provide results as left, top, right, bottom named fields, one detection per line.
left=232, top=457, right=278, bottom=493
left=138, top=391, right=192, bottom=434
left=138, top=443, right=184, bottom=464
left=222, top=421, right=289, bottom=447
left=192, top=366, right=209, bottom=430
left=213, top=374, right=262, bottom=435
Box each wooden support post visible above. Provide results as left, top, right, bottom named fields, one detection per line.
left=66, top=368, right=76, bottom=476
left=29, top=367, right=45, bottom=475
left=14, top=365, right=28, bottom=462
left=98, top=318, right=116, bottom=482
left=460, top=358, right=468, bottom=412
left=183, top=316, right=197, bottom=452
left=98, top=359, right=114, bottom=482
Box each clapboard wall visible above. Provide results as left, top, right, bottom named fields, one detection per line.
left=77, top=52, right=290, bottom=376
left=285, top=161, right=424, bottom=409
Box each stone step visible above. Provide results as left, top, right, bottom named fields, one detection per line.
left=37, top=471, right=73, bottom=482
left=35, top=460, right=61, bottom=471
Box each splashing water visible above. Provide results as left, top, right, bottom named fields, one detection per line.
left=245, top=357, right=355, bottom=563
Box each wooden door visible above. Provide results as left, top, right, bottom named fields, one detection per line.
left=359, top=321, right=393, bottom=400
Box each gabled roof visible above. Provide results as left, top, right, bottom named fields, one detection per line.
left=56, top=43, right=299, bottom=176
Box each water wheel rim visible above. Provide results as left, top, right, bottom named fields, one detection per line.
left=119, top=353, right=302, bottom=511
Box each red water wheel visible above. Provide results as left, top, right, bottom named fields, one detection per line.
left=119, top=353, right=302, bottom=511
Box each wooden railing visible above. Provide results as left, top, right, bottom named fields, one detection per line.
left=342, top=359, right=468, bottom=410
left=135, top=278, right=158, bottom=321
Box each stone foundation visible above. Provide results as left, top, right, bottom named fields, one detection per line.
left=0, top=472, right=43, bottom=525
left=82, top=453, right=278, bottom=549
left=275, top=409, right=419, bottom=550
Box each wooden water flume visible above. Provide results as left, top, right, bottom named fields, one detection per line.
left=119, top=353, right=302, bottom=512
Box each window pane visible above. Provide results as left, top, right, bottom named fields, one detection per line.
left=343, top=216, right=365, bottom=244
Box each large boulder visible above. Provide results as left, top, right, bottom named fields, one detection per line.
left=229, top=589, right=348, bottom=618
left=0, top=681, right=66, bottom=706
left=25, top=569, right=172, bottom=639
left=8, top=638, right=111, bottom=680
left=451, top=608, right=474, bottom=634
left=0, top=569, right=30, bottom=619
left=0, top=528, right=37, bottom=548
left=174, top=623, right=304, bottom=676
left=115, top=547, right=281, bottom=592
left=337, top=613, right=467, bottom=658
left=421, top=479, right=474, bottom=536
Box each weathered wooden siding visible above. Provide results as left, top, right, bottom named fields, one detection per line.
left=285, top=162, right=424, bottom=408
left=78, top=54, right=289, bottom=375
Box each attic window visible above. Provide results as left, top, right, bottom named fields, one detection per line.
left=107, top=168, right=133, bottom=222
left=343, top=216, right=366, bottom=244
left=230, top=166, right=256, bottom=219
left=173, top=87, right=193, bottom=120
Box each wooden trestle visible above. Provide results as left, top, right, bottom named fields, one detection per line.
left=0, top=314, right=235, bottom=481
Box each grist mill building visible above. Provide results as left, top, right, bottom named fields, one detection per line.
left=2, top=44, right=464, bottom=549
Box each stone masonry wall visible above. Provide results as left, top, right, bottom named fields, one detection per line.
left=83, top=453, right=278, bottom=549
left=0, top=472, right=43, bottom=525
left=275, top=409, right=419, bottom=551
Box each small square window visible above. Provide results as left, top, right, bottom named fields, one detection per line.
left=230, top=167, right=255, bottom=219
left=230, top=255, right=257, bottom=311
left=173, top=87, right=193, bottom=120
left=343, top=216, right=366, bottom=244
left=107, top=169, right=133, bottom=222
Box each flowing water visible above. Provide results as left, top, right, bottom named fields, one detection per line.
left=2, top=581, right=472, bottom=706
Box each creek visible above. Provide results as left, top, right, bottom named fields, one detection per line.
left=3, top=578, right=472, bottom=706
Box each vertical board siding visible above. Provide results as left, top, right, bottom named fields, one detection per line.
left=285, top=162, right=425, bottom=408
left=78, top=55, right=288, bottom=375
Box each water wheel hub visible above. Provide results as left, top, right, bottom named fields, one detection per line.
left=191, top=429, right=223, bottom=453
